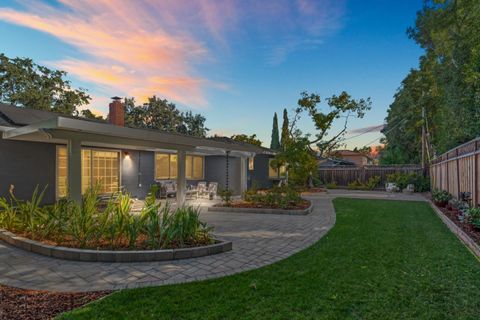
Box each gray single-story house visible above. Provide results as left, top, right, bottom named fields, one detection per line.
left=0, top=99, right=284, bottom=205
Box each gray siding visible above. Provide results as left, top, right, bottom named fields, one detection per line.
left=0, top=139, right=56, bottom=204
left=248, top=154, right=274, bottom=189
left=121, top=150, right=155, bottom=199
left=204, top=155, right=241, bottom=195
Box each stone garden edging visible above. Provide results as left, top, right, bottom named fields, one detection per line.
left=0, top=228, right=232, bottom=262
left=208, top=200, right=313, bottom=215
left=428, top=201, right=480, bottom=259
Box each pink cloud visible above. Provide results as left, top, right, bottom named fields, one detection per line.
left=0, top=0, right=211, bottom=108
left=0, top=0, right=345, bottom=109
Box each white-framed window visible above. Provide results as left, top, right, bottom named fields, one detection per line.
left=56, top=146, right=68, bottom=198
left=155, top=153, right=204, bottom=180
left=268, top=159, right=286, bottom=179
left=248, top=157, right=254, bottom=171
left=56, top=146, right=120, bottom=198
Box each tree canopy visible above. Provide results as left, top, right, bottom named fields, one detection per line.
left=0, top=53, right=91, bottom=115
left=231, top=134, right=263, bottom=146
left=124, top=96, right=209, bottom=137
left=280, top=108, right=290, bottom=150
left=272, top=90, right=371, bottom=187
left=289, top=91, right=371, bottom=157
left=270, top=112, right=280, bottom=150
left=381, top=0, right=480, bottom=164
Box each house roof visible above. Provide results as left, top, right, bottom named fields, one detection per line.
left=335, top=149, right=372, bottom=159
left=209, top=136, right=276, bottom=155
left=0, top=102, right=60, bottom=126
left=318, top=157, right=355, bottom=167
left=0, top=103, right=271, bottom=156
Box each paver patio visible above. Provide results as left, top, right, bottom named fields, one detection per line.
left=0, top=191, right=425, bottom=292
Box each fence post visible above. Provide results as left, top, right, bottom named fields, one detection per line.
left=446, top=154, right=449, bottom=193
left=456, top=149, right=460, bottom=199
left=475, top=142, right=478, bottom=206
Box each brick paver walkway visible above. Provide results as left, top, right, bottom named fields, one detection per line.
left=0, top=191, right=425, bottom=292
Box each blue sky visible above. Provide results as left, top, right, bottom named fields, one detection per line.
left=0, top=0, right=423, bottom=149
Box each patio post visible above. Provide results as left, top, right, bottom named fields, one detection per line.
left=176, top=150, right=186, bottom=206
left=67, top=138, right=82, bottom=203
left=240, top=156, right=248, bottom=197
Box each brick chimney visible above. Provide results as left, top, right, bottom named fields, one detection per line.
left=108, top=96, right=125, bottom=126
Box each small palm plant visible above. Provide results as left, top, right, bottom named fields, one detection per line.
left=68, top=185, right=100, bottom=248
left=11, top=185, right=47, bottom=239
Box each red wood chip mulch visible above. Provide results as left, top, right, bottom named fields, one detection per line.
left=0, top=285, right=110, bottom=320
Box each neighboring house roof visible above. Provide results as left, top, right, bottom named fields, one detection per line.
left=334, top=149, right=372, bottom=160
left=0, top=103, right=268, bottom=155
left=318, top=157, right=355, bottom=167
left=209, top=136, right=277, bottom=155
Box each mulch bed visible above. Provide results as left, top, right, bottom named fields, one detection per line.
left=11, top=232, right=212, bottom=251
left=435, top=205, right=480, bottom=245
left=218, top=200, right=311, bottom=210
left=0, top=285, right=110, bottom=320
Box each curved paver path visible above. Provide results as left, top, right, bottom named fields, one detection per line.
left=0, top=191, right=425, bottom=292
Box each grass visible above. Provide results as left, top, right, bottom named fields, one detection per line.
left=60, top=199, right=480, bottom=319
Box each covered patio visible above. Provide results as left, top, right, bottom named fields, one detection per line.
left=1, top=112, right=265, bottom=205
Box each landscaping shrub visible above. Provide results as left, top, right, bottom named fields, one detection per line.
left=432, top=189, right=452, bottom=206
left=0, top=184, right=214, bottom=250
left=243, top=185, right=304, bottom=209
left=219, top=189, right=233, bottom=206
left=326, top=182, right=338, bottom=189
left=387, top=172, right=430, bottom=192
left=347, top=176, right=381, bottom=191
left=467, top=207, right=480, bottom=229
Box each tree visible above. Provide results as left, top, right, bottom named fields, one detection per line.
left=0, top=53, right=90, bottom=115
left=231, top=134, right=262, bottom=146
left=272, top=137, right=318, bottom=186
left=124, top=96, right=209, bottom=137
left=80, top=109, right=104, bottom=120
left=289, top=91, right=371, bottom=156
left=273, top=90, right=371, bottom=187
left=280, top=108, right=290, bottom=150
left=382, top=0, right=480, bottom=164
left=178, top=111, right=209, bottom=137
left=270, top=112, right=280, bottom=150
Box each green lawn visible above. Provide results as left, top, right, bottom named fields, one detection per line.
left=60, top=199, right=480, bottom=319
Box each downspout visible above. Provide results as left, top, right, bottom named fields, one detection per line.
left=225, top=150, right=230, bottom=192
left=137, top=150, right=142, bottom=188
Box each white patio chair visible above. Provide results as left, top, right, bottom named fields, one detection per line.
left=197, top=181, right=207, bottom=198
left=207, top=182, right=218, bottom=199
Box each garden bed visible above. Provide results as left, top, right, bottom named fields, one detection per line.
left=433, top=203, right=480, bottom=245
left=0, top=284, right=110, bottom=320
left=0, top=228, right=232, bottom=262
left=209, top=199, right=313, bottom=215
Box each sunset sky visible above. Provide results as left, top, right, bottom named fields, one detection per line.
left=0, top=0, right=423, bottom=148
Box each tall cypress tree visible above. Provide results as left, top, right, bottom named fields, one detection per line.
left=270, top=112, right=280, bottom=150
left=280, top=108, right=289, bottom=150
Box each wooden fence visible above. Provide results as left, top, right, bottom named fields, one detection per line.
left=318, top=165, right=424, bottom=189
left=430, top=137, right=480, bottom=206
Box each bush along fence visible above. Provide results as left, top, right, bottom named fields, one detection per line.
left=318, top=165, right=425, bottom=190
left=430, top=137, right=480, bottom=206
